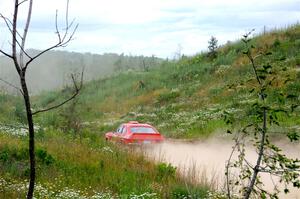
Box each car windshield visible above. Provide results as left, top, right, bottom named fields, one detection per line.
left=130, top=126, right=157, bottom=134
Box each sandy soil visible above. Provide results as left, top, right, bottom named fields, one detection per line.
left=143, top=137, right=300, bottom=198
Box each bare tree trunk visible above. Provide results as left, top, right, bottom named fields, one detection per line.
left=20, top=74, right=35, bottom=199
left=244, top=107, right=267, bottom=199
left=0, top=1, right=79, bottom=198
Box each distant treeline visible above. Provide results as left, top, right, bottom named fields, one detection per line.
left=0, top=49, right=162, bottom=94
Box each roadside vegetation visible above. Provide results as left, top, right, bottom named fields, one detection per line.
left=0, top=24, right=299, bottom=198
left=0, top=129, right=211, bottom=198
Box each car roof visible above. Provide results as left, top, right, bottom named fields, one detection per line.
left=123, top=122, right=153, bottom=128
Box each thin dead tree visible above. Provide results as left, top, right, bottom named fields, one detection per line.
left=0, top=0, right=81, bottom=198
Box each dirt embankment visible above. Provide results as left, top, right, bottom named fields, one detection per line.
left=144, top=138, right=300, bottom=199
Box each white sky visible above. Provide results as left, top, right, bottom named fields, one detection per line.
left=0, top=0, right=300, bottom=58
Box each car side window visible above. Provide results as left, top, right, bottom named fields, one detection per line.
left=121, top=126, right=127, bottom=134
left=117, top=125, right=123, bottom=133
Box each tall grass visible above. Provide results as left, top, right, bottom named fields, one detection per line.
left=0, top=129, right=211, bottom=198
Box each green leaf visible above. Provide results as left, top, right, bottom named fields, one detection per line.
left=287, top=132, right=300, bottom=142
left=284, top=188, right=289, bottom=194
left=293, top=181, right=300, bottom=188
left=260, top=192, right=267, bottom=199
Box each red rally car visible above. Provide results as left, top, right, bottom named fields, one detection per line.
left=105, top=121, right=164, bottom=144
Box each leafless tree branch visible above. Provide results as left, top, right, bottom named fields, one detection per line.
left=244, top=158, right=255, bottom=170
left=0, top=49, right=13, bottom=58
left=32, top=68, right=84, bottom=115
left=226, top=140, right=239, bottom=199
left=23, top=0, right=78, bottom=71
left=0, top=14, right=23, bottom=40
left=65, top=0, right=69, bottom=34
left=270, top=174, right=280, bottom=192
left=23, top=28, right=77, bottom=70
left=12, top=0, right=21, bottom=75
left=20, top=0, right=33, bottom=69
left=0, top=77, right=23, bottom=95
left=18, top=0, right=29, bottom=6
left=0, top=13, right=32, bottom=60
left=55, top=10, right=61, bottom=42
left=259, top=167, right=300, bottom=174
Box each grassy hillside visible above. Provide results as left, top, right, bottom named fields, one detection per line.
left=34, top=24, right=300, bottom=139
left=1, top=24, right=300, bottom=198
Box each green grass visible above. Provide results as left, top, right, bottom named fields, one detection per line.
left=0, top=92, right=25, bottom=124
left=29, top=24, right=300, bottom=139
left=0, top=129, right=210, bottom=198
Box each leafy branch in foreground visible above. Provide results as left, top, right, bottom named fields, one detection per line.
left=225, top=30, right=300, bottom=199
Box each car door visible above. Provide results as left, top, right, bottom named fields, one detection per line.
left=120, top=125, right=128, bottom=142
left=115, top=125, right=124, bottom=141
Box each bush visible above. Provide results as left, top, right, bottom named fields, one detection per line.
left=156, top=163, right=176, bottom=181
left=0, top=146, right=28, bottom=162
left=272, top=38, right=281, bottom=47
left=36, top=148, right=55, bottom=165
left=0, top=147, right=9, bottom=162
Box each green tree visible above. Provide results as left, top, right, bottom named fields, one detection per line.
left=208, top=36, right=218, bottom=59
left=225, top=31, right=300, bottom=199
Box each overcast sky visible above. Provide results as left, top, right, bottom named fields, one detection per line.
left=0, top=0, right=299, bottom=58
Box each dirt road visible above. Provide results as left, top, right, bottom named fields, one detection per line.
left=144, top=138, right=300, bottom=198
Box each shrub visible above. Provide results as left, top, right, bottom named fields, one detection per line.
left=0, top=147, right=9, bottom=162
left=0, top=146, right=28, bottom=162
left=272, top=38, right=281, bottom=47
left=36, top=148, right=55, bottom=165
left=156, top=163, right=176, bottom=181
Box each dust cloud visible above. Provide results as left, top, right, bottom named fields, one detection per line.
left=143, top=137, right=300, bottom=198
